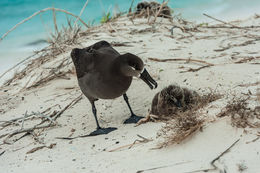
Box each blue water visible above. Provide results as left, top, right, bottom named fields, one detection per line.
left=0, top=0, right=260, bottom=76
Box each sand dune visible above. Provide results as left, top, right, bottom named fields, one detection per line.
left=0, top=14, right=260, bottom=173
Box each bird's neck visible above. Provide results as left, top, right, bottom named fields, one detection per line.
left=112, top=58, right=138, bottom=77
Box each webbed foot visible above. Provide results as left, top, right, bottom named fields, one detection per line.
left=124, top=114, right=144, bottom=124
left=88, top=127, right=117, bottom=136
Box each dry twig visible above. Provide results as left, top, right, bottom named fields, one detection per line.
left=153, top=0, right=169, bottom=23
left=0, top=7, right=88, bottom=41
left=0, top=94, right=82, bottom=145
left=26, top=143, right=56, bottom=154
left=180, top=65, right=212, bottom=73
left=186, top=139, right=240, bottom=173
left=137, top=161, right=191, bottom=173
left=217, top=96, right=260, bottom=128
left=203, top=13, right=244, bottom=29
left=108, top=135, right=152, bottom=152
left=74, top=0, right=90, bottom=27
left=148, top=57, right=214, bottom=66
left=0, top=151, right=5, bottom=156
left=234, top=56, right=260, bottom=64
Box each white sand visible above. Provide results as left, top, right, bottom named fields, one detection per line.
left=0, top=14, right=260, bottom=173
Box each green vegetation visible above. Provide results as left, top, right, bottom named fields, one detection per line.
left=198, top=22, right=209, bottom=27
left=101, top=12, right=111, bottom=24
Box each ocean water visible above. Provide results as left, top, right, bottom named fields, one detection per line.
left=0, top=0, right=260, bottom=77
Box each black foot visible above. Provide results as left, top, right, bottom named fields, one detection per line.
left=87, top=127, right=117, bottom=136
left=124, top=114, right=144, bottom=124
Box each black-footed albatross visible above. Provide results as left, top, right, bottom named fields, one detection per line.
left=71, top=41, right=157, bottom=136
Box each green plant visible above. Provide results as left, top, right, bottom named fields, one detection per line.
left=199, top=22, right=208, bottom=27
left=101, top=12, right=111, bottom=24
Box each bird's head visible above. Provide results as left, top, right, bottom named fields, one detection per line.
left=118, top=53, right=158, bottom=89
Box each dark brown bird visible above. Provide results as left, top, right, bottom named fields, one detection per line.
left=71, top=41, right=157, bottom=136
left=150, top=84, right=199, bottom=117
left=136, top=84, right=200, bottom=125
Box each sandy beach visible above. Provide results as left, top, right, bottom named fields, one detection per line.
left=0, top=10, right=260, bottom=173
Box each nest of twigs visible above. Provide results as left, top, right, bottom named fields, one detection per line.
left=151, top=85, right=221, bottom=120
left=151, top=85, right=221, bottom=147
left=159, top=112, right=204, bottom=147
left=218, top=97, right=260, bottom=128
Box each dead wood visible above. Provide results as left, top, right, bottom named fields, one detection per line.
left=107, top=142, right=142, bottom=152
left=108, top=135, right=152, bottom=152
left=210, top=139, right=240, bottom=170
left=136, top=161, right=191, bottom=173
left=186, top=139, right=240, bottom=173
left=0, top=54, right=37, bottom=80
left=246, top=136, right=260, bottom=144
left=153, top=0, right=170, bottom=23
left=234, top=56, right=260, bottom=64
left=148, top=57, right=214, bottom=66
left=0, top=123, right=56, bottom=143
left=237, top=81, right=260, bottom=87
left=26, top=146, right=46, bottom=154
left=0, top=151, right=5, bottom=156
left=0, top=7, right=88, bottom=41
left=152, top=86, right=221, bottom=147
left=28, top=71, right=70, bottom=89
left=0, top=94, right=82, bottom=145
left=52, top=94, right=82, bottom=120
left=128, top=0, right=135, bottom=14
left=0, top=108, right=53, bottom=129
left=73, top=0, right=90, bottom=27
left=203, top=13, right=245, bottom=30
left=180, top=65, right=212, bottom=73
left=202, top=25, right=260, bottom=29
left=26, top=143, right=56, bottom=154
left=215, top=38, right=260, bottom=52
left=217, top=96, right=260, bottom=128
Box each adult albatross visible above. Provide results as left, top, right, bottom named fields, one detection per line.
left=71, top=41, right=157, bottom=136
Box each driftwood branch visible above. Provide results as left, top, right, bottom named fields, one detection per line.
left=0, top=7, right=88, bottom=41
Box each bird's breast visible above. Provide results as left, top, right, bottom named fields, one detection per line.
left=78, top=72, right=132, bottom=100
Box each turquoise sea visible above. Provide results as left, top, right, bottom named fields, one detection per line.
left=0, top=0, right=260, bottom=76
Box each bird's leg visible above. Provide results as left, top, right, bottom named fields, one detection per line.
left=87, top=101, right=117, bottom=136
left=123, top=93, right=144, bottom=124
left=91, top=102, right=101, bottom=129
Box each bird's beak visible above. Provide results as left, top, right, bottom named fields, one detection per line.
left=139, top=68, right=158, bottom=89
left=175, top=100, right=182, bottom=107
